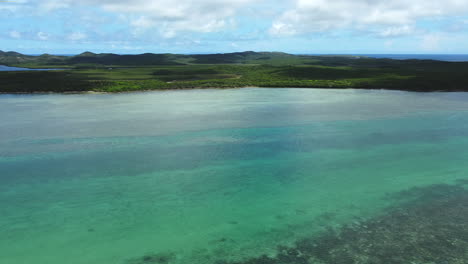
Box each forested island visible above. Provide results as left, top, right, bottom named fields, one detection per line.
left=1, top=50, right=468, bottom=93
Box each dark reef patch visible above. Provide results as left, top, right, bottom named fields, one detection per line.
left=125, top=182, right=468, bottom=264
left=455, top=178, right=468, bottom=186
left=220, top=183, right=468, bottom=264
left=127, top=252, right=176, bottom=264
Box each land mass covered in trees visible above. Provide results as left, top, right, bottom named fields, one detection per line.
left=1, top=50, right=468, bottom=93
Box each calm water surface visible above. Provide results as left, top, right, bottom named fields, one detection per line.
left=0, top=65, right=62, bottom=71
left=356, top=54, right=468, bottom=61
left=1, top=88, right=468, bottom=264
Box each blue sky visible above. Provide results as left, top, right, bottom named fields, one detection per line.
left=2, top=0, right=468, bottom=54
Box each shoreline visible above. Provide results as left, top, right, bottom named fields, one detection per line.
left=0, top=86, right=462, bottom=95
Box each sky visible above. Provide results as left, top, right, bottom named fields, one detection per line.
left=2, top=0, right=468, bottom=54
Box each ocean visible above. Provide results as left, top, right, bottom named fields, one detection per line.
left=350, top=54, right=468, bottom=62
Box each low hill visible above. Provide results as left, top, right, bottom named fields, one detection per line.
left=0, top=50, right=360, bottom=67
left=3, top=50, right=468, bottom=93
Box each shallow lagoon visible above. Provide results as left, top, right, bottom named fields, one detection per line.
left=1, top=88, right=468, bottom=264
left=0, top=65, right=61, bottom=71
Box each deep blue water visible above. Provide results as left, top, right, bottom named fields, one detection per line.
left=0, top=65, right=62, bottom=71
left=356, top=54, right=468, bottom=62
left=304, top=54, right=468, bottom=62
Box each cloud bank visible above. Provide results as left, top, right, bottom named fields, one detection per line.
left=2, top=0, right=468, bottom=53
left=270, top=0, right=468, bottom=37
left=38, top=0, right=255, bottom=37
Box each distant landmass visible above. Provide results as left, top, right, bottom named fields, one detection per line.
left=18, top=53, right=468, bottom=62
left=357, top=54, right=468, bottom=62
left=2, top=50, right=468, bottom=93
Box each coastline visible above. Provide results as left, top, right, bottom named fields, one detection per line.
left=3, top=53, right=468, bottom=94
left=0, top=86, right=461, bottom=95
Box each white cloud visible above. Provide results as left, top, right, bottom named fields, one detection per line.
left=6, top=0, right=468, bottom=49
left=379, top=25, right=414, bottom=38
left=269, top=22, right=297, bottom=36
left=131, top=16, right=154, bottom=30
left=37, top=0, right=256, bottom=37
left=270, top=0, right=468, bottom=37
left=9, top=30, right=21, bottom=39
left=37, top=31, right=49, bottom=40
left=68, top=32, right=87, bottom=41
left=39, top=0, right=70, bottom=12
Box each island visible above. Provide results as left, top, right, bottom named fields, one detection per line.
left=1, top=50, right=468, bottom=93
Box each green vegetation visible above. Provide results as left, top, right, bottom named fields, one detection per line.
left=2, top=50, right=468, bottom=93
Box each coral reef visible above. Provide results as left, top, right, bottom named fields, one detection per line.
left=223, top=182, right=468, bottom=264
left=127, top=252, right=176, bottom=264
left=127, top=181, right=468, bottom=264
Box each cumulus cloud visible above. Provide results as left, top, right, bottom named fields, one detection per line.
left=37, top=0, right=255, bottom=37
left=378, top=25, right=415, bottom=37
left=67, top=32, right=87, bottom=41
left=39, top=0, right=70, bottom=12
left=4, top=0, right=468, bottom=53
left=0, top=0, right=28, bottom=13
left=270, top=0, right=468, bottom=37
left=37, top=31, right=49, bottom=40
left=9, top=30, right=21, bottom=39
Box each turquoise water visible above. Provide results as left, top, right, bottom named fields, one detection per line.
left=1, top=88, right=468, bottom=264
